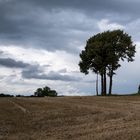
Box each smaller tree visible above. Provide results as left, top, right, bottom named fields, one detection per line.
left=138, top=85, right=140, bottom=94
left=34, top=86, right=57, bottom=97
left=34, top=88, right=43, bottom=97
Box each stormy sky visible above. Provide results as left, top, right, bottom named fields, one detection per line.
left=0, top=0, right=140, bottom=95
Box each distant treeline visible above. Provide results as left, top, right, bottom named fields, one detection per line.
left=0, top=93, right=33, bottom=97
left=0, top=93, right=14, bottom=97
left=0, top=86, right=58, bottom=97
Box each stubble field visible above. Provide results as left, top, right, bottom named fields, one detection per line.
left=0, top=96, right=140, bottom=140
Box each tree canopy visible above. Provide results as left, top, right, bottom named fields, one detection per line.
left=34, top=86, right=57, bottom=97
left=79, top=30, right=136, bottom=96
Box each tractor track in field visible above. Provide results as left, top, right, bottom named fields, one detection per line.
left=8, top=98, right=29, bottom=113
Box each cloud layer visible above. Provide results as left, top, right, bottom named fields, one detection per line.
left=0, top=58, right=29, bottom=68
left=0, top=0, right=139, bottom=95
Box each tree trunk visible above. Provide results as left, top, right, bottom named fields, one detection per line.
left=101, top=73, right=104, bottom=96
left=96, top=73, right=98, bottom=96
left=103, top=70, right=106, bottom=96
left=108, top=70, right=113, bottom=96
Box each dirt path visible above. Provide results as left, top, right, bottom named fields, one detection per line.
left=8, top=98, right=29, bottom=113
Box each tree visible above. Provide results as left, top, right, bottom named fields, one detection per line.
left=48, top=90, right=57, bottom=97
left=79, top=30, right=135, bottom=96
left=79, top=48, right=101, bottom=95
left=34, top=86, right=57, bottom=97
left=138, top=85, right=140, bottom=94
left=34, top=88, right=43, bottom=97
left=105, top=30, right=135, bottom=95
left=79, top=33, right=108, bottom=96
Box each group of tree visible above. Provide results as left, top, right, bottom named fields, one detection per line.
left=0, top=93, right=14, bottom=97
left=34, top=86, right=58, bottom=97
left=79, top=30, right=136, bottom=96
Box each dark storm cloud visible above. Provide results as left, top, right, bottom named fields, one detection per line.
left=20, top=0, right=140, bottom=16
left=22, top=67, right=81, bottom=82
left=0, top=0, right=140, bottom=52
left=0, top=58, right=30, bottom=68
left=0, top=0, right=86, bottom=52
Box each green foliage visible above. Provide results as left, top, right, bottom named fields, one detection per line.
left=79, top=30, right=136, bottom=96
left=34, top=86, right=57, bottom=97
left=79, top=30, right=135, bottom=75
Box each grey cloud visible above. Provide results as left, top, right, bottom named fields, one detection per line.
left=19, top=0, right=140, bottom=16
left=0, top=56, right=80, bottom=82
left=1, top=0, right=140, bottom=53
left=0, top=51, right=4, bottom=55
left=22, top=67, right=81, bottom=82
left=58, top=68, right=67, bottom=73
left=46, top=71, right=81, bottom=81
left=0, top=2, right=85, bottom=53
left=0, top=58, right=30, bottom=68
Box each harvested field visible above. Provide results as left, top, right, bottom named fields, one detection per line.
left=0, top=96, right=140, bottom=140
